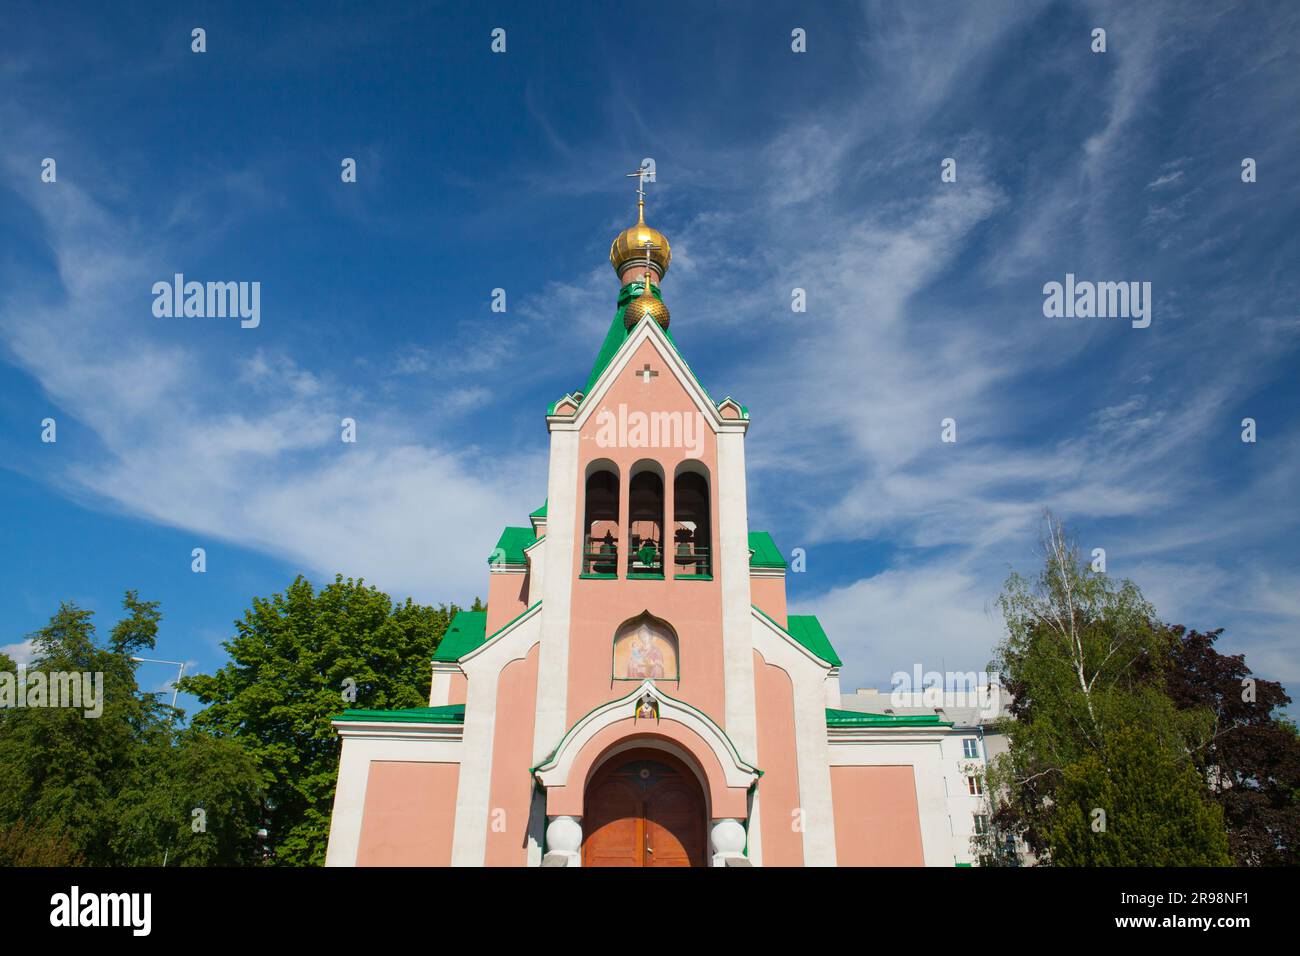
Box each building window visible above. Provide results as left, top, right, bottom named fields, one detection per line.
left=672, top=467, right=711, bottom=577
left=967, top=775, right=983, bottom=795
left=962, top=737, right=979, bottom=759
left=974, top=814, right=989, bottom=835
left=582, top=465, right=620, bottom=576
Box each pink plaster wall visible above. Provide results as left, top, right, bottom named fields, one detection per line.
left=753, top=650, right=804, bottom=866
left=484, top=643, right=541, bottom=866
left=487, top=570, right=530, bottom=634
left=356, top=761, right=459, bottom=866
left=568, top=338, right=727, bottom=731
left=749, top=575, right=787, bottom=627
left=448, top=673, right=467, bottom=707
left=829, top=765, right=925, bottom=866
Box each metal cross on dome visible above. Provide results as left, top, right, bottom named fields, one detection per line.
left=636, top=238, right=660, bottom=291
left=625, top=164, right=651, bottom=208
left=624, top=165, right=660, bottom=291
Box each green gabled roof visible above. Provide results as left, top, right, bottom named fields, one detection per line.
left=530, top=500, right=548, bottom=518
left=825, top=708, right=952, bottom=729
left=787, top=615, right=843, bottom=668
left=433, top=602, right=542, bottom=663
left=336, top=704, right=466, bottom=724
left=433, top=610, right=487, bottom=661
left=748, top=531, right=787, bottom=569
left=487, top=526, right=537, bottom=565
left=752, top=605, right=842, bottom=667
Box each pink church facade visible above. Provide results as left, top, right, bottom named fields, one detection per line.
left=324, top=196, right=963, bottom=867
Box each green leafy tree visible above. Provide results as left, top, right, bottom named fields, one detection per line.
left=1140, top=626, right=1300, bottom=865
left=180, top=575, right=471, bottom=865
left=0, top=597, right=169, bottom=862
left=0, top=820, right=84, bottom=866
left=983, top=513, right=1230, bottom=865
left=1043, top=713, right=1233, bottom=865
left=0, top=594, right=264, bottom=866
left=113, top=729, right=264, bottom=866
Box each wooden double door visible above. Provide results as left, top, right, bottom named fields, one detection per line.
left=581, top=750, right=707, bottom=867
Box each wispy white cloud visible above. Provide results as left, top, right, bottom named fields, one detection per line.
left=696, top=1, right=1300, bottom=691
left=1, top=0, right=1296, bottom=702
left=1, top=640, right=36, bottom=667
left=0, top=133, right=540, bottom=603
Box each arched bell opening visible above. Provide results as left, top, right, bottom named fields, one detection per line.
left=582, top=461, right=620, bottom=576
left=672, top=464, right=712, bottom=578
left=627, top=461, right=665, bottom=575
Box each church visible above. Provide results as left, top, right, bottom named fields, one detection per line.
left=324, top=180, right=979, bottom=867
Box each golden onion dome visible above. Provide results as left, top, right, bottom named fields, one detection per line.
left=623, top=279, right=670, bottom=331
left=610, top=207, right=671, bottom=279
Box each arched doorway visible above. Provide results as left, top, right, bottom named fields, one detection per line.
left=581, top=748, right=707, bottom=867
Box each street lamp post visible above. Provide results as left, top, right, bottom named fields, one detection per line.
left=131, top=656, right=188, bottom=866
left=130, top=656, right=186, bottom=710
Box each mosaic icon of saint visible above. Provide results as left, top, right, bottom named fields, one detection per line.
left=627, top=627, right=666, bottom=679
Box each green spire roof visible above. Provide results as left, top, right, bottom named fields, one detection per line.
left=584, top=280, right=675, bottom=394
left=556, top=280, right=747, bottom=419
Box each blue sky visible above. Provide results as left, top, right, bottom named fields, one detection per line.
left=1, top=1, right=1297, bottom=713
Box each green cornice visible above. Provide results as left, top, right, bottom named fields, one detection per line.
left=825, top=708, right=953, bottom=728
left=335, top=704, right=465, bottom=724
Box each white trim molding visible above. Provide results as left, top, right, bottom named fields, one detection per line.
left=751, top=609, right=838, bottom=866
left=450, top=602, right=544, bottom=866
left=550, top=316, right=749, bottom=437
left=428, top=660, right=461, bottom=707
left=532, top=680, right=760, bottom=791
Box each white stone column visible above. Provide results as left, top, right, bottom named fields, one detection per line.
left=716, top=429, right=757, bottom=760
left=532, top=428, right=579, bottom=765
left=449, top=666, right=499, bottom=866
left=323, top=738, right=370, bottom=866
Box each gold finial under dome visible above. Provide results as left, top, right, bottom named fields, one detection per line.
left=623, top=277, right=671, bottom=330
left=610, top=167, right=671, bottom=279
left=623, top=236, right=671, bottom=331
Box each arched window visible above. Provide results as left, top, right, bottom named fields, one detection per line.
left=673, top=467, right=711, bottom=577
left=612, top=612, right=679, bottom=681
left=627, top=464, right=664, bottom=576
left=583, top=465, right=620, bottom=576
